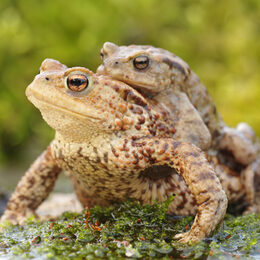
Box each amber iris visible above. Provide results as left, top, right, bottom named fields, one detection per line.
left=133, top=55, right=150, bottom=70
left=67, top=74, right=89, bottom=92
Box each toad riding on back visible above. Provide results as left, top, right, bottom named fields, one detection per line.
left=98, top=42, right=260, bottom=214
left=0, top=58, right=227, bottom=243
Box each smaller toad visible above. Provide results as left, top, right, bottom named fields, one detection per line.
left=98, top=42, right=259, bottom=163
left=98, top=42, right=260, bottom=213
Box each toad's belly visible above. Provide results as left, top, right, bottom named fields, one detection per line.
left=64, top=164, right=197, bottom=216
left=52, top=143, right=244, bottom=216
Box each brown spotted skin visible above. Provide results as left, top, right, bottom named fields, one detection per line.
left=1, top=59, right=227, bottom=243
left=1, top=146, right=61, bottom=225
left=98, top=42, right=222, bottom=140
left=98, top=42, right=260, bottom=161
left=52, top=136, right=227, bottom=243
left=98, top=42, right=260, bottom=213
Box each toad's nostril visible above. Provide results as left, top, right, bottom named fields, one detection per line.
left=113, top=61, right=120, bottom=67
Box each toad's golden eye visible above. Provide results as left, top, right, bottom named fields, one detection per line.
left=133, top=55, right=150, bottom=70
left=66, top=74, right=89, bottom=92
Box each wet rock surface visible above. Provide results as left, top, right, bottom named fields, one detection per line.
left=36, top=193, right=83, bottom=220
left=0, top=189, right=8, bottom=217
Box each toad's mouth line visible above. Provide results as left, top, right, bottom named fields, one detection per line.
left=113, top=77, right=159, bottom=97
left=99, top=66, right=158, bottom=95
left=26, top=89, right=102, bottom=122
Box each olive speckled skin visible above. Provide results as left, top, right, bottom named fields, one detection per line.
left=98, top=42, right=260, bottom=213
left=0, top=59, right=227, bottom=243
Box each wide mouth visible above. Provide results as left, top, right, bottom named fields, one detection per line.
left=26, top=87, right=102, bottom=122
left=97, top=65, right=158, bottom=95
left=115, top=78, right=159, bottom=98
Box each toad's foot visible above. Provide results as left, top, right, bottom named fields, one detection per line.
left=174, top=231, right=203, bottom=244
left=174, top=231, right=206, bottom=244
left=0, top=208, right=38, bottom=226
left=173, top=204, right=225, bottom=243
left=174, top=213, right=223, bottom=243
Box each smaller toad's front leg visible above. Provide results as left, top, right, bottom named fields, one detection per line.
left=114, top=137, right=227, bottom=243
left=0, top=146, right=61, bottom=226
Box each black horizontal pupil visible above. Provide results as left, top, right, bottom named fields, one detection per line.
left=133, top=56, right=149, bottom=70
left=136, top=58, right=147, bottom=64
left=70, top=78, right=85, bottom=86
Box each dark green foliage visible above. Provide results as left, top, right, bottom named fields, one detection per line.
left=0, top=199, right=259, bottom=259
left=0, top=0, right=259, bottom=164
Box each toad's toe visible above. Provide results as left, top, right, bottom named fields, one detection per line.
left=174, top=231, right=202, bottom=244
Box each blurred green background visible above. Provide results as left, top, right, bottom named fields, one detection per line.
left=0, top=0, right=259, bottom=187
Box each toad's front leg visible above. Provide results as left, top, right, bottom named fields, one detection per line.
left=117, top=137, right=227, bottom=243
left=0, top=146, right=61, bottom=226
left=149, top=139, right=227, bottom=243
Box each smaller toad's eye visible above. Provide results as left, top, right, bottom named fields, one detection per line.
left=66, top=74, right=89, bottom=92
left=133, top=55, right=150, bottom=70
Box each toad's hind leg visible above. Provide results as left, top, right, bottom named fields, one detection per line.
left=0, top=146, right=61, bottom=225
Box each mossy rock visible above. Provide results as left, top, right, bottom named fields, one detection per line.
left=0, top=198, right=259, bottom=259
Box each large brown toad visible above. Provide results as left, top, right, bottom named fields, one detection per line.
left=0, top=59, right=227, bottom=243
left=98, top=42, right=260, bottom=213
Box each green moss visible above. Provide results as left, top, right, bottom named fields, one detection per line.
left=0, top=199, right=259, bottom=259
